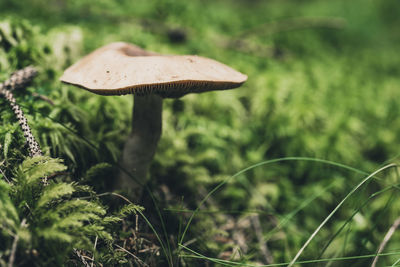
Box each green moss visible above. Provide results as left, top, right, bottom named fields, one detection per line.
left=1, top=0, right=400, bottom=265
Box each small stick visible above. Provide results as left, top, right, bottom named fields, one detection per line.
left=136, top=214, right=139, bottom=232
left=0, top=160, right=11, bottom=184
left=90, top=236, right=98, bottom=267
left=250, top=214, right=273, bottom=264
left=114, top=244, right=148, bottom=267
left=371, top=216, right=400, bottom=267
left=73, top=249, right=91, bottom=267
left=8, top=218, right=27, bottom=267
left=32, top=92, right=55, bottom=105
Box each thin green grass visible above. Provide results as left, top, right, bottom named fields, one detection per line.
left=178, top=157, right=398, bottom=266
left=168, top=181, right=334, bottom=242
left=179, top=156, right=381, bottom=245
left=319, top=183, right=400, bottom=259
left=288, top=163, right=398, bottom=266
left=391, top=257, right=400, bottom=267
left=179, top=243, right=400, bottom=266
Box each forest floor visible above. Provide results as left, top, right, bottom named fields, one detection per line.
left=1, top=0, right=400, bottom=266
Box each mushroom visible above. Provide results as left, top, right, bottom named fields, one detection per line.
left=60, top=42, right=247, bottom=198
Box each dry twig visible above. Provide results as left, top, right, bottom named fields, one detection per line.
left=371, top=216, right=400, bottom=267
left=250, top=214, right=273, bottom=264
left=114, top=244, right=149, bottom=267
left=0, top=160, right=11, bottom=183
left=90, top=236, right=98, bottom=267
left=8, top=219, right=27, bottom=267
left=73, top=249, right=91, bottom=267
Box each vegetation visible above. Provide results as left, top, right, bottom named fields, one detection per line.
left=1, top=0, right=400, bottom=266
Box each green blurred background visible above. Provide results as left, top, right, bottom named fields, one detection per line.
left=1, top=0, right=400, bottom=266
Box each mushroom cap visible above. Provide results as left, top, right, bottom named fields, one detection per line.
left=60, top=42, right=247, bottom=98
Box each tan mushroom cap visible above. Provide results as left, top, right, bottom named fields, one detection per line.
left=60, top=42, right=247, bottom=98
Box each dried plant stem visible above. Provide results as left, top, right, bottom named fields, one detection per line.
left=2, top=67, right=38, bottom=91
left=250, top=214, right=273, bottom=264
left=73, top=249, right=91, bottom=267
left=90, top=236, right=98, bottom=267
left=8, top=233, right=19, bottom=267
left=0, top=67, right=46, bottom=183
left=0, top=88, right=42, bottom=157
left=0, top=161, right=11, bottom=183
left=114, top=244, right=149, bottom=267
left=8, top=219, right=26, bottom=267
left=371, top=216, right=400, bottom=267
left=0, top=67, right=42, bottom=157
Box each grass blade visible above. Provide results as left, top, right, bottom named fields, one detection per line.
left=288, top=163, right=398, bottom=267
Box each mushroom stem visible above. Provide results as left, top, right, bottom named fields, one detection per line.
left=117, top=94, right=163, bottom=198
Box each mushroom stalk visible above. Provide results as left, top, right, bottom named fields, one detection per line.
left=59, top=42, right=247, bottom=200
left=117, top=94, right=163, bottom=197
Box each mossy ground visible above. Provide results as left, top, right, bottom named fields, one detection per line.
left=1, top=0, right=400, bottom=266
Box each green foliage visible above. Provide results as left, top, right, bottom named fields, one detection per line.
left=1, top=0, right=400, bottom=266
left=0, top=19, right=42, bottom=71
left=0, top=156, right=144, bottom=266
left=0, top=19, right=130, bottom=177
left=0, top=180, right=19, bottom=237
